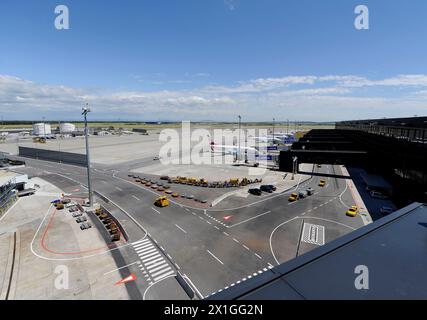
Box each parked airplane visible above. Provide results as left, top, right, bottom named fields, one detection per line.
left=210, top=141, right=263, bottom=161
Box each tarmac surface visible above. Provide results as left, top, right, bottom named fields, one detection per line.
left=7, top=153, right=369, bottom=299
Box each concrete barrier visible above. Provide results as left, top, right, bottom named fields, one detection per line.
left=18, top=147, right=87, bottom=166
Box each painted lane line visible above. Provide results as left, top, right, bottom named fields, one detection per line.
left=228, top=211, right=271, bottom=228
left=206, top=250, right=224, bottom=265
left=132, top=195, right=141, bottom=201
left=232, top=238, right=240, bottom=244
left=115, top=187, right=123, bottom=191
left=254, top=253, right=263, bottom=260
left=103, top=261, right=140, bottom=276
left=151, top=207, right=161, bottom=215
left=167, top=254, right=172, bottom=260
left=175, top=224, right=187, bottom=234
left=214, top=226, right=220, bottom=230
left=223, top=232, right=230, bottom=236
left=242, top=244, right=250, bottom=251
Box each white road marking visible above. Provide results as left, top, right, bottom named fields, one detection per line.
left=115, top=187, right=123, bottom=191
left=151, top=207, right=161, bottom=215
left=139, top=251, right=159, bottom=259
left=175, top=224, right=187, bottom=234
left=133, top=243, right=152, bottom=250
left=145, top=257, right=164, bottom=266
left=103, top=261, right=140, bottom=275
left=137, top=248, right=156, bottom=255
left=254, top=253, right=263, bottom=260
left=228, top=211, right=271, bottom=228
left=143, top=254, right=162, bottom=263
left=148, top=262, right=169, bottom=273
left=207, top=250, right=224, bottom=265
left=132, top=195, right=140, bottom=201
left=151, top=266, right=172, bottom=278
left=153, top=270, right=175, bottom=282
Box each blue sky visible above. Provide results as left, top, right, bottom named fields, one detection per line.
left=1, top=0, right=427, bottom=121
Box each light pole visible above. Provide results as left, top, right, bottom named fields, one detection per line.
left=244, top=123, right=248, bottom=163
left=82, top=104, right=93, bottom=206
left=272, top=117, right=275, bottom=145
left=238, top=115, right=241, bottom=163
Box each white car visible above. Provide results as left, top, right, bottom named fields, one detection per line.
left=65, top=202, right=76, bottom=208
left=370, top=190, right=389, bottom=200
left=380, top=206, right=394, bottom=214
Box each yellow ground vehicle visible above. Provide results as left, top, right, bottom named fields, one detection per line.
left=288, top=193, right=298, bottom=202
left=54, top=202, right=64, bottom=210
left=346, top=206, right=359, bottom=217
left=154, top=196, right=170, bottom=207
left=319, top=179, right=326, bottom=187
left=33, top=137, right=46, bottom=144
left=172, top=193, right=179, bottom=198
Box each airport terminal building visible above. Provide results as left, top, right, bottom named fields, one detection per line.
left=0, top=171, right=28, bottom=217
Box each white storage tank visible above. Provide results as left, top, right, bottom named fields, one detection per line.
left=33, top=123, right=51, bottom=136
left=59, top=123, right=76, bottom=133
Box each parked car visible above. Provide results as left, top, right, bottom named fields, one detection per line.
left=370, top=190, right=389, bottom=199
left=260, top=185, right=276, bottom=193
left=306, top=187, right=315, bottom=196
left=248, top=188, right=262, bottom=196
left=80, top=222, right=92, bottom=230
left=72, top=212, right=82, bottom=218
left=65, top=202, right=76, bottom=208
left=380, top=206, right=394, bottom=214
left=318, top=179, right=326, bottom=187
left=76, top=216, right=87, bottom=223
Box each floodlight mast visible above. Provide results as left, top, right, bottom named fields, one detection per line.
left=82, top=104, right=93, bottom=206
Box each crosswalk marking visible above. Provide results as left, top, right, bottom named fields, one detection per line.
left=131, top=238, right=176, bottom=285
left=144, top=254, right=162, bottom=263
left=153, top=270, right=175, bottom=282
left=145, top=257, right=164, bottom=266
left=134, top=243, right=152, bottom=249
left=137, top=248, right=157, bottom=255
left=151, top=266, right=172, bottom=278
left=146, top=260, right=166, bottom=270
left=149, top=263, right=170, bottom=273
left=140, top=251, right=159, bottom=259
left=136, top=245, right=155, bottom=252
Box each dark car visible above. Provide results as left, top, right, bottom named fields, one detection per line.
left=248, top=188, right=262, bottom=196
left=260, top=185, right=276, bottom=193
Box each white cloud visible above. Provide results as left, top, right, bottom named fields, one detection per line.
left=1, top=74, right=427, bottom=121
